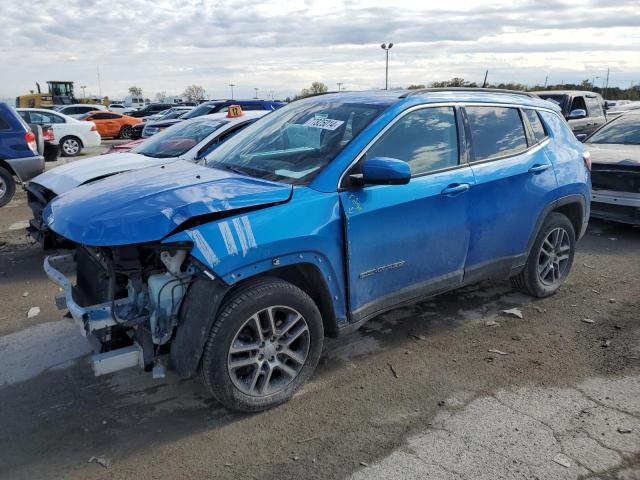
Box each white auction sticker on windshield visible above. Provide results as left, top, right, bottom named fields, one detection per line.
left=304, top=117, right=344, bottom=130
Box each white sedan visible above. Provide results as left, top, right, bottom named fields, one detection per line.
left=54, top=104, right=108, bottom=118
left=26, top=110, right=268, bottom=247
left=17, top=108, right=102, bottom=157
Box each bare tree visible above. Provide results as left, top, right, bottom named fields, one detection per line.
left=296, top=81, right=329, bottom=99
left=183, top=85, right=206, bottom=102
left=155, top=91, right=167, bottom=102
left=128, top=86, right=143, bottom=96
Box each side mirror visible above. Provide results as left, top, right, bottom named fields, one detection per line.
left=575, top=133, right=588, bottom=142
left=568, top=109, right=587, bottom=120
left=352, top=157, right=411, bottom=186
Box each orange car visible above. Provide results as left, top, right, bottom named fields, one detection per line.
left=80, top=111, right=142, bottom=139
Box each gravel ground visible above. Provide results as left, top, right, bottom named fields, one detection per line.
left=0, top=149, right=638, bottom=479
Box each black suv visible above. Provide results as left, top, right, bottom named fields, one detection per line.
left=533, top=90, right=606, bottom=138
left=128, top=103, right=173, bottom=118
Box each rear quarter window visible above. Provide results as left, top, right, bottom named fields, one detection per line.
left=465, top=106, right=528, bottom=161
left=524, top=109, right=548, bottom=143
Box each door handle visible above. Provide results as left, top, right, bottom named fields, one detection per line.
left=528, top=164, right=550, bottom=174
left=440, top=183, right=471, bottom=196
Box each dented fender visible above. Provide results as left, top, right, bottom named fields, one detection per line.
left=163, top=187, right=349, bottom=326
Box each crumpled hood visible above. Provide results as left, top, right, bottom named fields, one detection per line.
left=44, top=161, right=292, bottom=246
left=30, top=152, right=174, bottom=195
left=585, top=143, right=640, bottom=166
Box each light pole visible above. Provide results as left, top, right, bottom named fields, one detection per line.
left=337, top=82, right=343, bottom=91
left=80, top=85, right=87, bottom=99
left=229, top=83, right=236, bottom=100
left=254, top=87, right=258, bottom=99
left=380, top=43, right=393, bottom=90
left=592, top=76, right=600, bottom=90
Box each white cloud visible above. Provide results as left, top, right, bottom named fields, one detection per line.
left=2, top=0, right=639, bottom=101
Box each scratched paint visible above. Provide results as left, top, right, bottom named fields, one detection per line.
left=218, top=221, right=238, bottom=255
left=188, top=230, right=219, bottom=266
left=232, top=218, right=249, bottom=256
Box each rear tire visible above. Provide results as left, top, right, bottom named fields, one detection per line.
left=0, top=167, right=16, bottom=207
left=201, top=278, right=324, bottom=412
left=511, top=212, right=576, bottom=297
left=60, top=136, right=82, bottom=157
left=119, top=125, right=133, bottom=139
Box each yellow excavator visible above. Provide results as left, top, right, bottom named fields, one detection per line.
left=16, top=81, right=108, bottom=108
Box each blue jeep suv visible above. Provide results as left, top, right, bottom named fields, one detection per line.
left=43, top=89, right=590, bottom=411
left=0, top=102, right=45, bottom=206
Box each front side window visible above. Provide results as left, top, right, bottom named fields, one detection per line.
left=182, top=103, right=219, bottom=119
left=133, top=119, right=228, bottom=158
left=466, top=106, right=528, bottom=161
left=366, top=107, right=459, bottom=175
left=524, top=109, right=547, bottom=143
left=588, top=114, right=640, bottom=145
left=206, top=98, right=385, bottom=184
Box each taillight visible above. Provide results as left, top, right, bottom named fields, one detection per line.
left=90, top=125, right=97, bottom=132
left=582, top=151, right=592, bottom=171
left=43, top=129, right=54, bottom=141
left=25, top=131, right=37, bottom=153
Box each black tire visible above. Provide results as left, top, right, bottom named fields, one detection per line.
left=119, top=125, right=133, bottom=139
left=60, top=136, right=83, bottom=157
left=201, top=277, right=324, bottom=412
left=0, top=167, right=16, bottom=207
left=511, top=212, right=576, bottom=298
left=44, top=142, right=59, bottom=162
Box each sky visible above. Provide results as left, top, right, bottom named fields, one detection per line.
left=1, top=0, right=639, bottom=101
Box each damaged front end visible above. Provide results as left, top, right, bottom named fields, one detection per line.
left=44, top=243, right=197, bottom=378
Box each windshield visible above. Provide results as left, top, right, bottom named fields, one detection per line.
left=538, top=94, right=568, bottom=111
left=588, top=114, right=640, bottom=145
left=182, top=103, right=219, bottom=120
left=132, top=118, right=228, bottom=158
left=206, top=98, right=386, bottom=184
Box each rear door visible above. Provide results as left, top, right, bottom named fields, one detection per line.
left=340, top=106, right=475, bottom=321
left=464, top=105, right=557, bottom=282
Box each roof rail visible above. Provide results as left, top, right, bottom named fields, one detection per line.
left=399, top=87, right=537, bottom=99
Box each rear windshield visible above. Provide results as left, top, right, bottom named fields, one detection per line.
left=588, top=114, right=640, bottom=145
left=182, top=103, right=220, bottom=120
left=132, top=119, right=228, bottom=158
left=537, top=94, right=569, bottom=111
left=206, top=98, right=386, bottom=184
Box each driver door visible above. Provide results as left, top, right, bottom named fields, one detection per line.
left=339, top=106, right=474, bottom=321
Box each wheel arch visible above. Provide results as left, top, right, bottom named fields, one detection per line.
left=0, top=159, right=16, bottom=177
left=525, top=194, right=587, bottom=259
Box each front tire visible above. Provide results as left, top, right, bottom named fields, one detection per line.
left=0, top=167, right=16, bottom=207
left=511, top=212, right=576, bottom=297
left=60, top=136, right=82, bottom=157
left=201, top=278, right=324, bottom=412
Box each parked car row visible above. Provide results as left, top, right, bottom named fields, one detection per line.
left=21, top=89, right=597, bottom=415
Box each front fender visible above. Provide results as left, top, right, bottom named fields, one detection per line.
left=163, top=187, right=348, bottom=326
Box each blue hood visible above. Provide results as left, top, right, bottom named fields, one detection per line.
left=45, top=161, right=292, bottom=246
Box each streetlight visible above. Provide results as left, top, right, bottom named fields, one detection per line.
left=229, top=83, right=236, bottom=100
left=592, top=76, right=600, bottom=90
left=254, top=87, right=258, bottom=99
left=380, top=43, right=393, bottom=90
left=80, top=85, right=87, bottom=99
left=337, top=82, right=344, bottom=91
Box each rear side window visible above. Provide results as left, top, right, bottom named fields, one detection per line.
left=366, top=107, right=459, bottom=175
left=466, top=106, right=528, bottom=161
left=524, top=109, right=547, bottom=143
left=585, top=96, right=604, bottom=118
left=93, top=113, right=121, bottom=120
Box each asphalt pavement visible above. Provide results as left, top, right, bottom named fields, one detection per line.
left=0, top=145, right=638, bottom=479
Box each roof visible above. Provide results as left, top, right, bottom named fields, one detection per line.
left=301, top=89, right=558, bottom=110
left=532, top=90, right=603, bottom=98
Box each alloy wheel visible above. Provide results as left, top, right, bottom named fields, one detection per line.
left=227, top=305, right=310, bottom=397
left=0, top=176, right=6, bottom=199
left=537, top=227, right=571, bottom=286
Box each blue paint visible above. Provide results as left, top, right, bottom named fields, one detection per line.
left=45, top=90, right=587, bottom=330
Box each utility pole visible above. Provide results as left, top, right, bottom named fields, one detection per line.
left=544, top=76, right=548, bottom=88
left=381, top=43, right=393, bottom=90
left=337, top=82, right=343, bottom=91
left=603, top=68, right=610, bottom=100
left=482, top=70, right=488, bottom=88
left=96, top=66, right=102, bottom=98
left=253, top=87, right=258, bottom=99
left=229, top=83, right=236, bottom=100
